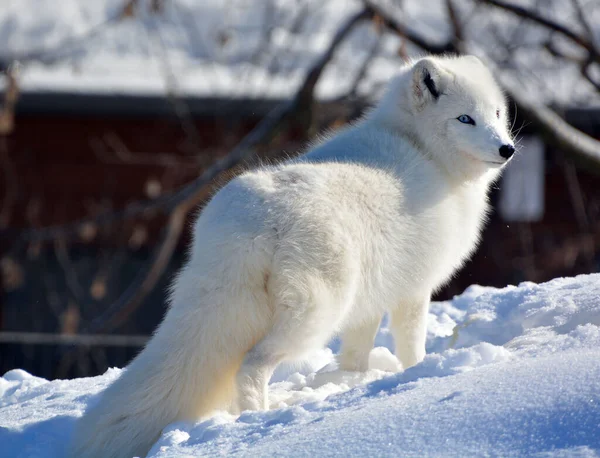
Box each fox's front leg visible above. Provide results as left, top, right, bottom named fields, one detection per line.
left=338, top=317, right=381, bottom=371
left=390, top=295, right=430, bottom=369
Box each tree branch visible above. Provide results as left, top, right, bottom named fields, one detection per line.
left=570, top=0, right=595, bottom=42
left=478, top=0, right=599, bottom=62
left=544, top=41, right=600, bottom=94
left=84, top=205, right=187, bottom=334
left=582, top=60, right=600, bottom=93
left=505, top=81, right=600, bottom=171
left=2, top=10, right=372, bottom=245
left=445, top=0, right=464, bottom=45
left=0, top=16, right=121, bottom=71
left=366, top=2, right=600, bottom=173
left=363, top=1, right=454, bottom=54
left=297, top=9, right=374, bottom=102
left=76, top=8, right=373, bottom=335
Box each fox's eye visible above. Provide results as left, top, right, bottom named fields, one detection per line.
left=496, top=109, right=500, bottom=119
left=457, top=114, right=476, bottom=125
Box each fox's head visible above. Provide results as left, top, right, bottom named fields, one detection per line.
left=376, top=55, right=515, bottom=179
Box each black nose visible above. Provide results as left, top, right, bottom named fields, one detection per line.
left=499, top=144, right=515, bottom=160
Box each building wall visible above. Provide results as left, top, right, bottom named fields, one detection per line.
left=2, top=96, right=599, bottom=378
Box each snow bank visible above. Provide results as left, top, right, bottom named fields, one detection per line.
left=1, top=0, right=599, bottom=106
left=1, top=274, right=600, bottom=457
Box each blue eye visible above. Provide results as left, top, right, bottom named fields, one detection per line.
left=457, top=114, right=476, bottom=125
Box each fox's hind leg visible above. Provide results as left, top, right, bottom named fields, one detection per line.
left=236, top=275, right=345, bottom=412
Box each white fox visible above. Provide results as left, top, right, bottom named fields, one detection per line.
left=70, top=54, right=515, bottom=458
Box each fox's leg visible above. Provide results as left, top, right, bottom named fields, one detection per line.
left=236, top=277, right=341, bottom=412
left=389, top=295, right=430, bottom=369
left=236, top=338, right=282, bottom=412
left=337, top=317, right=381, bottom=371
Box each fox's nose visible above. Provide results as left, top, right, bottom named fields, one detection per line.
left=499, top=144, right=515, bottom=160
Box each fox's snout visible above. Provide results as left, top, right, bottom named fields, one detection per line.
left=499, top=143, right=515, bottom=160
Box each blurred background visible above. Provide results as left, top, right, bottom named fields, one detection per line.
left=1, top=0, right=599, bottom=380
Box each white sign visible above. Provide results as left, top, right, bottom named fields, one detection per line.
left=499, top=135, right=545, bottom=222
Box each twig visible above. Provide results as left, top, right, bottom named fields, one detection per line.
left=570, top=0, right=595, bottom=42
left=145, top=17, right=204, bottom=156
left=54, top=237, right=87, bottom=308
left=478, top=0, right=599, bottom=63
left=64, top=8, right=374, bottom=337
left=0, top=138, right=17, bottom=228
left=249, top=0, right=276, bottom=65
left=347, top=30, right=383, bottom=99
left=502, top=78, right=600, bottom=172
left=564, top=166, right=585, bottom=224
left=1, top=8, right=372, bottom=245
left=0, top=17, right=119, bottom=70
left=95, top=132, right=207, bottom=168
left=446, top=0, right=464, bottom=44
left=86, top=206, right=187, bottom=333
left=544, top=41, right=600, bottom=93
left=297, top=9, right=374, bottom=102
left=582, top=60, right=600, bottom=93
left=363, top=0, right=454, bottom=54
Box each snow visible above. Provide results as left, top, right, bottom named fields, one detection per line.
left=2, top=274, right=600, bottom=457
left=1, top=0, right=599, bottom=106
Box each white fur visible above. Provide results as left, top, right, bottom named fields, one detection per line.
left=69, top=55, right=514, bottom=458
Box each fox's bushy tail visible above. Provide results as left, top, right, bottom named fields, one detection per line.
left=69, top=267, right=271, bottom=458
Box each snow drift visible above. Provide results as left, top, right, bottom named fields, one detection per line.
left=1, top=274, right=600, bottom=457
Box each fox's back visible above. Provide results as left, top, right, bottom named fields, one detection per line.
left=200, top=135, right=487, bottom=309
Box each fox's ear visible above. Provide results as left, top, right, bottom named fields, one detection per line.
left=411, top=58, right=447, bottom=109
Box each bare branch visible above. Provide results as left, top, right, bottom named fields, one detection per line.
left=0, top=63, right=20, bottom=136
left=249, top=0, right=276, bottom=65
left=0, top=17, right=120, bottom=70
left=1, top=9, right=372, bottom=245
left=570, top=0, right=595, bottom=42
left=563, top=159, right=591, bottom=232
left=446, top=0, right=464, bottom=44
left=478, top=0, right=599, bottom=62
left=3, top=8, right=376, bottom=376
left=145, top=18, right=205, bottom=155
left=54, top=237, right=87, bottom=307
left=363, top=1, right=454, bottom=54
left=505, top=81, right=600, bottom=172
left=582, top=61, right=600, bottom=93
left=94, top=132, right=207, bottom=168
left=347, top=33, right=383, bottom=100
left=0, top=139, right=17, bottom=228
left=544, top=40, right=584, bottom=64
left=78, top=8, right=374, bottom=334
left=365, top=3, right=600, bottom=173
left=88, top=207, right=186, bottom=333
left=544, top=41, right=600, bottom=93
left=298, top=9, right=373, bottom=102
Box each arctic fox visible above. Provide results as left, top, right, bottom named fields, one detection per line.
left=70, top=55, right=515, bottom=458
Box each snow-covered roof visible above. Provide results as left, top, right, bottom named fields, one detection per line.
left=2, top=274, right=600, bottom=456
left=1, top=0, right=599, bottom=107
